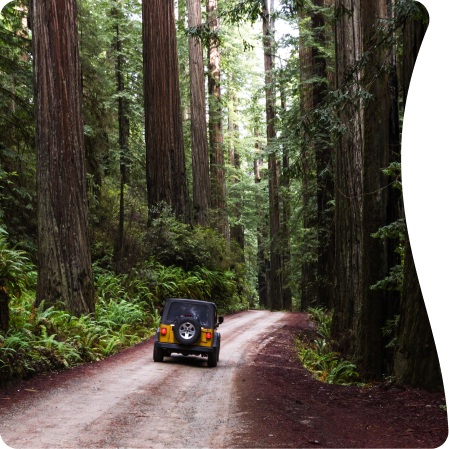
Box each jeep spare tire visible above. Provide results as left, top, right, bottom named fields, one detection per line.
left=173, top=317, right=201, bottom=345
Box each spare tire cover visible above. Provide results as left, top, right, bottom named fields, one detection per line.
left=173, top=317, right=201, bottom=345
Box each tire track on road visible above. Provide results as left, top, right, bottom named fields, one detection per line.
left=1, top=310, right=288, bottom=448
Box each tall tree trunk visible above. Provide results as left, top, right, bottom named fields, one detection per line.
left=280, top=90, right=292, bottom=312
left=207, top=0, right=229, bottom=241
left=384, top=0, right=402, bottom=372
left=330, top=0, right=363, bottom=354
left=31, top=0, right=94, bottom=315
left=299, top=2, right=316, bottom=311
left=188, top=0, right=211, bottom=227
left=143, top=0, right=189, bottom=222
left=178, top=0, right=190, bottom=123
left=230, top=95, right=244, bottom=254
left=356, top=0, right=390, bottom=381
left=114, top=7, right=130, bottom=263
left=394, top=6, right=442, bottom=391
left=299, top=19, right=317, bottom=310
left=263, top=0, right=282, bottom=311
left=312, top=0, right=335, bottom=311
left=254, top=135, right=268, bottom=308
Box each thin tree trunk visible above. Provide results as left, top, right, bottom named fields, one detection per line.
left=298, top=2, right=316, bottom=311
left=230, top=95, right=244, bottom=254
left=143, top=0, right=189, bottom=222
left=254, top=134, right=268, bottom=308
left=207, top=0, right=229, bottom=241
left=188, top=0, right=210, bottom=227
left=114, top=7, right=130, bottom=263
left=263, top=0, right=282, bottom=311
left=330, top=0, right=363, bottom=354
left=31, top=0, right=94, bottom=315
left=280, top=90, right=292, bottom=312
left=357, top=0, right=390, bottom=381
left=384, top=0, right=402, bottom=372
left=394, top=6, right=442, bottom=391
left=312, top=0, right=335, bottom=311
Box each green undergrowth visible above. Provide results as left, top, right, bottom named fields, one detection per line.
left=0, top=236, right=248, bottom=387
left=294, top=306, right=362, bottom=385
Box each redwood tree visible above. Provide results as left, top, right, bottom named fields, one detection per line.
left=263, top=0, right=283, bottom=311
left=188, top=0, right=211, bottom=227
left=207, top=0, right=229, bottom=241
left=313, top=0, right=335, bottom=311
left=330, top=0, right=363, bottom=353
left=298, top=2, right=316, bottom=311
left=114, top=5, right=130, bottom=262
left=356, top=0, right=391, bottom=380
left=30, top=0, right=94, bottom=315
left=143, top=0, right=189, bottom=221
left=394, top=6, right=442, bottom=391
left=229, top=95, right=244, bottom=254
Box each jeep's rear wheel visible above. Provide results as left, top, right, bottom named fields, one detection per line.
left=207, top=348, right=218, bottom=367
left=153, top=344, right=164, bottom=362
left=173, top=317, right=201, bottom=345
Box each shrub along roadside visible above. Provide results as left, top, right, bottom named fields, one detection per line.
left=294, top=307, right=361, bottom=385
left=0, top=240, right=249, bottom=387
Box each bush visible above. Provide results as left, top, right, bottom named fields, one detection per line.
left=294, top=307, right=361, bottom=385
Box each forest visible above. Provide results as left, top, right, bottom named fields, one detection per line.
left=0, top=0, right=443, bottom=394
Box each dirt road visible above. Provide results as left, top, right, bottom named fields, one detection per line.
left=1, top=310, right=447, bottom=448
left=0, top=310, right=288, bottom=448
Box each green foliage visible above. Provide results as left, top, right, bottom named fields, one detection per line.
left=295, top=307, right=360, bottom=385
left=382, top=315, right=400, bottom=349
left=0, top=229, right=33, bottom=295
left=0, top=237, right=248, bottom=385
left=0, top=2, right=36, bottom=252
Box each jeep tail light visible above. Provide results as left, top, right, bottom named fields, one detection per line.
left=206, top=332, right=212, bottom=339
left=161, top=328, right=167, bottom=336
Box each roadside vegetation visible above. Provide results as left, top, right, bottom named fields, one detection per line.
left=295, top=307, right=360, bottom=385
left=0, top=230, right=248, bottom=387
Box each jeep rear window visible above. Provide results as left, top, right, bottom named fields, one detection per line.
left=166, top=303, right=211, bottom=327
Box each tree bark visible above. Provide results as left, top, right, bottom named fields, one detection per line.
left=357, top=0, right=390, bottom=380
left=298, top=2, right=316, bottom=311
left=311, top=0, right=335, bottom=311
left=230, top=95, right=244, bottom=254
left=207, top=0, right=229, bottom=241
left=143, top=0, right=189, bottom=222
left=384, top=0, right=402, bottom=371
left=330, top=0, right=363, bottom=353
left=394, top=6, right=442, bottom=391
left=395, top=232, right=442, bottom=391
left=254, top=134, right=268, bottom=308
left=114, top=7, right=130, bottom=263
left=263, top=0, right=282, bottom=311
left=280, top=91, right=292, bottom=312
left=31, top=0, right=94, bottom=315
left=188, top=0, right=211, bottom=227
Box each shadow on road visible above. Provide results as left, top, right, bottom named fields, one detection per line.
left=161, top=355, right=208, bottom=367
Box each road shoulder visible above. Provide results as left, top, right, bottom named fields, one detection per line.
left=232, top=312, right=448, bottom=448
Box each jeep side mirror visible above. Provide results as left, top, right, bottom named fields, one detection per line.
left=218, top=316, right=224, bottom=324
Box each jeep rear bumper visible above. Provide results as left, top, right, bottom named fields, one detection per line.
left=154, top=341, right=215, bottom=355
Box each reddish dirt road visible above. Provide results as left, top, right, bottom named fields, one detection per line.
left=0, top=311, right=447, bottom=448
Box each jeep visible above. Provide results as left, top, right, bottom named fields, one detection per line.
left=153, top=298, right=224, bottom=367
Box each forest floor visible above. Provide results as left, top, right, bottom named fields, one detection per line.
left=0, top=310, right=447, bottom=448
